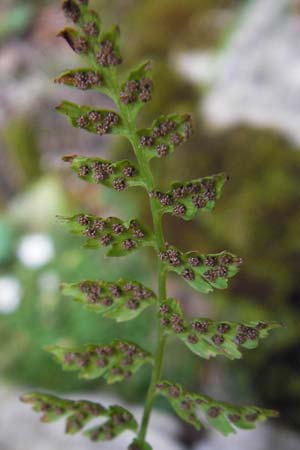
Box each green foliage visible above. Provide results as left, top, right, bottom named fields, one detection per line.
left=63, top=155, right=144, bottom=189
left=0, top=4, right=34, bottom=42
left=62, top=279, right=157, bottom=322
left=58, top=214, right=154, bottom=256
left=56, top=101, right=126, bottom=136
left=21, top=0, right=281, bottom=448
left=3, top=117, right=41, bottom=186
left=159, top=245, right=242, bottom=293
left=152, top=173, right=227, bottom=220
left=138, top=113, right=193, bottom=161
left=120, top=61, right=153, bottom=118
left=159, top=299, right=282, bottom=360
left=21, top=393, right=137, bottom=441
left=0, top=223, right=156, bottom=394
left=156, top=380, right=278, bottom=435
left=46, top=340, right=153, bottom=383
left=55, top=68, right=110, bottom=95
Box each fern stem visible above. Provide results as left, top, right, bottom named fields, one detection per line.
left=108, top=68, right=168, bottom=443
left=137, top=199, right=167, bottom=442
left=138, top=325, right=167, bottom=441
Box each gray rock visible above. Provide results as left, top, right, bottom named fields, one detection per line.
left=176, top=0, right=300, bottom=145
left=193, top=424, right=300, bottom=450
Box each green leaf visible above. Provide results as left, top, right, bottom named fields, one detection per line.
left=62, top=2, right=122, bottom=70
left=151, top=173, right=227, bottom=220
left=159, top=244, right=243, bottom=293
left=56, top=100, right=127, bottom=137
left=96, top=24, right=122, bottom=68
left=62, top=1, right=84, bottom=24
left=46, top=340, right=153, bottom=383
left=138, top=113, right=193, bottom=161
left=156, top=381, right=279, bottom=435
left=20, top=392, right=104, bottom=425
left=62, top=1, right=101, bottom=39
left=119, top=61, right=153, bottom=118
left=63, top=155, right=145, bottom=189
left=80, top=7, right=101, bottom=40
left=159, top=299, right=282, bottom=360
left=128, top=438, right=153, bottom=450
left=21, top=392, right=137, bottom=440
left=62, top=279, right=157, bottom=322
left=55, top=68, right=109, bottom=94
left=58, top=214, right=154, bottom=256
left=58, top=27, right=90, bottom=55
left=61, top=2, right=123, bottom=75
left=85, top=405, right=137, bottom=441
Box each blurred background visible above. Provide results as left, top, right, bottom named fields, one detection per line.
left=0, top=0, right=300, bottom=449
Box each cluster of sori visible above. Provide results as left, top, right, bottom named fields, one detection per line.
left=88, top=411, right=135, bottom=442
left=21, top=393, right=137, bottom=443
left=155, top=381, right=276, bottom=433
left=156, top=298, right=281, bottom=362
left=159, top=304, right=187, bottom=335
left=63, top=0, right=86, bottom=23
left=201, top=256, right=237, bottom=283
left=62, top=278, right=157, bottom=322
left=120, top=78, right=153, bottom=105
left=139, top=114, right=193, bottom=158
left=191, top=320, right=232, bottom=345
left=22, top=395, right=103, bottom=425
left=75, top=110, right=119, bottom=135
left=156, top=381, right=225, bottom=420
left=159, top=302, right=265, bottom=345
left=62, top=0, right=82, bottom=23
left=150, top=178, right=217, bottom=217
left=78, top=280, right=153, bottom=310
left=77, top=159, right=137, bottom=188
left=59, top=28, right=89, bottom=54
left=96, top=39, right=122, bottom=67
left=55, top=69, right=103, bottom=90
left=78, top=160, right=114, bottom=179
left=57, top=341, right=150, bottom=381
left=235, top=323, right=267, bottom=344
left=83, top=20, right=99, bottom=38
left=159, top=244, right=242, bottom=284
left=74, top=215, right=148, bottom=251
left=62, top=0, right=121, bottom=67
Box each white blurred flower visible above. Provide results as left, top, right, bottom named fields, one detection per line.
left=0, top=276, right=22, bottom=314
left=17, top=234, right=55, bottom=269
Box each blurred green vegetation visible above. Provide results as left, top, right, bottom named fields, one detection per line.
left=0, top=0, right=299, bottom=432
left=0, top=179, right=197, bottom=401
left=3, top=117, right=41, bottom=187
left=0, top=4, right=34, bottom=41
